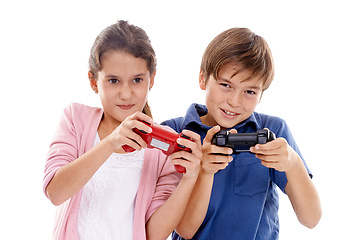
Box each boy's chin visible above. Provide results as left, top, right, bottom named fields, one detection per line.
left=216, top=119, right=238, bottom=130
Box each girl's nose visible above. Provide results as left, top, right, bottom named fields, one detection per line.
left=119, top=83, right=132, bottom=100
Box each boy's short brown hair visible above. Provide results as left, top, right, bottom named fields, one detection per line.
left=200, top=28, right=274, bottom=91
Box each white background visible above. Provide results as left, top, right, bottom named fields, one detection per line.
left=1, top=0, right=359, bottom=239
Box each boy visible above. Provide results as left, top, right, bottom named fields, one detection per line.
left=162, top=28, right=321, bottom=239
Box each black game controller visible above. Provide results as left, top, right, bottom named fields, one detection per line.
left=212, top=129, right=276, bottom=154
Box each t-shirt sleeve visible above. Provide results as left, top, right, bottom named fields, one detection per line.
left=268, top=118, right=312, bottom=193
left=161, top=118, right=182, bottom=133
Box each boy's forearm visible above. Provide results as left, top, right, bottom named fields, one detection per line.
left=174, top=169, right=214, bottom=239
left=285, top=157, right=322, bottom=228
left=146, top=176, right=197, bottom=240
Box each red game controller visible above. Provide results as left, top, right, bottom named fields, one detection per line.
left=122, top=121, right=192, bottom=173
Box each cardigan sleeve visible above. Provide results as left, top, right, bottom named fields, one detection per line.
left=43, top=104, right=80, bottom=198
left=144, top=150, right=182, bottom=223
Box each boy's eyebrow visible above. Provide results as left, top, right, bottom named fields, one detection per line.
left=217, top=77, right=231, bottom=83
left=217, top=77, right=262, bottom=90
left=247, top=85, right=261, bottom=90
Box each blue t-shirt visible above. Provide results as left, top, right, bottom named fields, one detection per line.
left=162, top=103, right=312, bottom=240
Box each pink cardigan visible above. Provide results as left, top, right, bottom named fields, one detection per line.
left=43, top=103, right=182, bottom=240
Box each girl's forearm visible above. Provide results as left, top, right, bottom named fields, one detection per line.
left=146, top=176, right=197, bottom=240
left=46, top=137, right=114, bottom=206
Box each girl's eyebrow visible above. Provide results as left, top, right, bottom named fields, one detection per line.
left=105, top=74, right=119, bottom=78
left=133, top=73, right=147, bottom=78
left=104, top=73, right=147, bottom=78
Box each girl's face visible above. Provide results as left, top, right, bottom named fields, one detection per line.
left=199, top=64, right=263, bottom=129
left=90, top=50, right=155, bottom=126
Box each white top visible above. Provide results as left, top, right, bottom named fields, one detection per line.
left=78, top=134, right=144, bottom=240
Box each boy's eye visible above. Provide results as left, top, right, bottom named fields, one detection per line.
left=109, top=79, right=119, bottom=84
left=245, top=90, right=256, bottom=95
left=220, top=83, right=231, bottom=88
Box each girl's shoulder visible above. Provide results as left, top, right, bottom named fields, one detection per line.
left=65, top=102, right=102, bottom=114
left=62, top=103, right=103, bottom=121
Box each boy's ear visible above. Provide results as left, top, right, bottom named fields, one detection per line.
left=199, top=71, right=206, bottom=90
left=258, top=91, right=264, bottom=103
left=88, top=71, right=98, bottom=93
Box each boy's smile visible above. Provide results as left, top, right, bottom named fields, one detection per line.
left=199, top=64, right=263, bottom=129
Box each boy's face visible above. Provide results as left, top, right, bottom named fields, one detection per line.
left=199, top=65, right=263, bottom=129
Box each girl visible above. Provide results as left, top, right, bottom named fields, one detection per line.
left=43, top=20, right=202, bottom=240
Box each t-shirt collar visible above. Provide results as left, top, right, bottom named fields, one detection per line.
left=182, top=103, right=261, bottom=131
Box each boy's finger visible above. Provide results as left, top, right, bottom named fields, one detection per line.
left=228, top=128, right=237, bottom=134
left=251, top=137, right=284, bottom=153
left=203, top=125, right=221, bottom=144
left=210, top=144, right=233, bottom=155
left=209, top=154, right=233, bottom=164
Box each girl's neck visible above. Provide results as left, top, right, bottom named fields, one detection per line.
left=98, top=113, right=121, bottom=140
left=98, top=115, right=127, bottom=154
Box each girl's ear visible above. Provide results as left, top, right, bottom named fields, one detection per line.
left=149, top=71, right=156, bottom=90
left=199, top=71, right=206, bottom=90
left=88, top=71, right=98, bottom=93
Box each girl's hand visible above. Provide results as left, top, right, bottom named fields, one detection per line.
left=201, top=126, right=235, bottom=175
left=250, top=137, right=301, bottom=172
left=169, top=130, right=202, bottom=179
left=106, top=111, right=153, bottom=152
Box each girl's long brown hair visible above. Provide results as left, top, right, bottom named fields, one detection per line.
left=89, top=20, right=156, bottom=118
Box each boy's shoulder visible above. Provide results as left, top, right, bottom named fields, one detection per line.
left=252, top=112, right=286, bottom=127
left=249, top=112, right=293, bottom=138
left=161, top=117, right=184, bottom=133
left=161, top=103, right=204, bottom=132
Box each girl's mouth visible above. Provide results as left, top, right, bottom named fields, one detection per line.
left=118, top=104, right=134, bottom=110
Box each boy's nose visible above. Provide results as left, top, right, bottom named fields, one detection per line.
left=227, top=92, right=241, bottom=108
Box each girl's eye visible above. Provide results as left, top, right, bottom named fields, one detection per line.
left=133, top=77, right=142, bottom=84
left=109, top=79, right=119, bottom=84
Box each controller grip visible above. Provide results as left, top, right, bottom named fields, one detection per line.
left=123, top=145, right=187, bottom=173
left=122, top=145, right=136, bottom=153
left=174, top=164, right=186, bottom=173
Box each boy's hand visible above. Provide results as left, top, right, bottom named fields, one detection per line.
left=169, top=130, right=202, bottom=179
left=250, top=137, right=302, bottom=172
left=201, top=126, right=234, bottom=175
